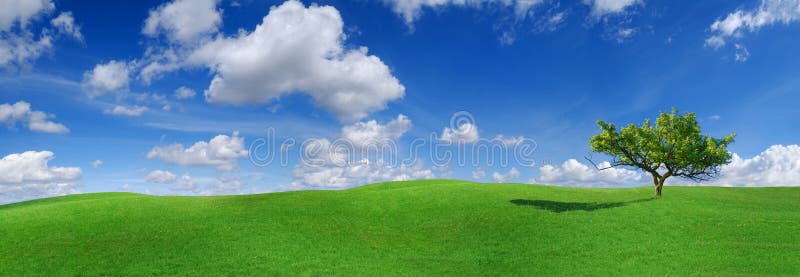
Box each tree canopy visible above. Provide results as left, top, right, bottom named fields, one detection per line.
left=589, top=109, right=735, bottom=197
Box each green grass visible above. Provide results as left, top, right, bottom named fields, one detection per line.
left=2, top=180, right=799, bottom=275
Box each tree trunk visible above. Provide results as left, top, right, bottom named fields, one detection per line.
left=654, top=175, right=668, bottom=198
left=651, top=173, right=668, bottom=198
left=651, top=173, right=663, bottom=198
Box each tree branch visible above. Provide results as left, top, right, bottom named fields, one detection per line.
left=584, top=155, right=616, bottom=171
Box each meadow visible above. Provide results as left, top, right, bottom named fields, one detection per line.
left=1, top=180, right=798, bottom=275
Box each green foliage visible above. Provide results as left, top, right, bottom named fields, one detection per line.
left=590, top=109, right=735, bottom=195
left=2, top=181, right=799, bottom=275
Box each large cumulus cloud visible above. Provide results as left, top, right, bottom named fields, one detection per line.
left=0, top=151, right=81, bottom=203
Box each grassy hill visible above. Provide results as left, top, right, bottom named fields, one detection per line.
left=1, top=180, right=799, bottom=275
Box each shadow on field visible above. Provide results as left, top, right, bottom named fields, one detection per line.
left=509, top=198, right=655, bottom=213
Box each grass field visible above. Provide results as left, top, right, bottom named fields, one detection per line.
left=1, top=180, right=799, bottom=275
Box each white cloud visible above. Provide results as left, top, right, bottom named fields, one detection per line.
left=584, top=0, right=641, bottom=17
left=104, top=105, right=147, bottom=117
left=293, top=158, right=435, bottom=188
left=704, top=36, right=726, bottom=49
left=0, top=101, right=68, bottom=134
left=91, top=159, right=102, bottom=168
left=340, top=114, right=411, bottom=148
left=706, top=0, right=800, bottom=51
left=498, top=31, right=515, bottom=46
left=615, top=28, right=635, bottom=41
left=702, top=145, right=800, bottom=187
left=187, top=0, right=405, bottom=122
left=0, top=151, right=81, bottom=183
left=472, top=167, right=486, bottom=179
left=291, top=114, right=438, bottom=188
left=537, top=159, right=644, bottom=187
left=104, top=0, right=403, bottom=121
left=173, top=86, right=196, bottom=99
left=0, top=0, right=54, bottom=31
left=441, top=123, right=479, bottom=144
left=492, top=167, right=520, bottom=182
left=138, top=47, right=182, bottom=84
left=172, top=174, right=197, bottom=191
left=0, top=31, right=52, bottom=68
left=600, top=27, right=638, bottom=44
left=381, top=0, right=545, bottom=26
left=300, top=138, right=349, bottom=167
left=492, top=135, right=525, bottom=147
left=202, top=175, right=241, bottom=195
left=144, top=170, right=197, bottom=191
left=129, top=92, right=173, bottom=112
left=142, top=0, right=221, bottom=44
left=50, top=12, right=82, bottom=41
left=27, top=110, right=67, bottom=134
left=0, top=1, right=82, bottom=69
left=134, top=92, right=167, bottom=103
left=145, top=169, right=177, bottom=184
left=734, top=43, right=750, bottom=62
left=147, top=132, right=248, bottom=171
left=549, top=11, right=566, bottom=24
left=0, top=150, right=81, bottom=203
left=82, top=60, right=131, bottom=97
left=515, top=0, right=544, bottom=18
left=380, top=0, right=570, bottom=45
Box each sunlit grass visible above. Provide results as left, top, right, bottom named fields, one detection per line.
left=1, top=180, right=798, bottom=275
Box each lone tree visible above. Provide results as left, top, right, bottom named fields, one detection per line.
left=588, top=109, right=735, bottom=197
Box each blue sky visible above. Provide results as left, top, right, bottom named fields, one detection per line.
left=2, top=0, right=800, bottom=203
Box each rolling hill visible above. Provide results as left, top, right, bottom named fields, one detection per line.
left=1, top=180, right=798, bottom=275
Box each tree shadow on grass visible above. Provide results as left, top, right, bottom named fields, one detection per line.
left=509, top=198, right=655, bottom=213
